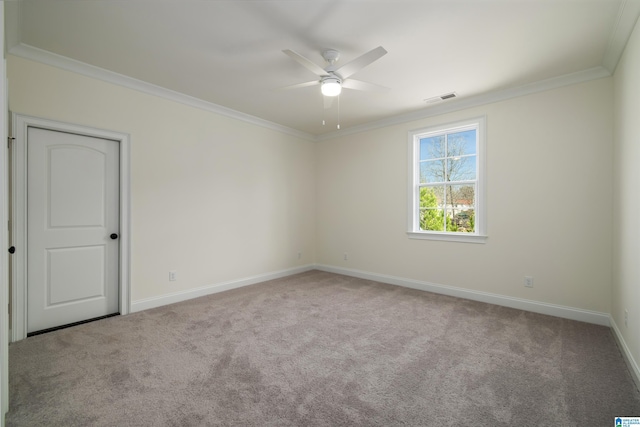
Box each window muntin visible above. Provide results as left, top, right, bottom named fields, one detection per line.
left=409, top=118, right=486, bottom=242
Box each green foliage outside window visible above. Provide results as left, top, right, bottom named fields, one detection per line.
left=419, top=187, right=474, bottom=233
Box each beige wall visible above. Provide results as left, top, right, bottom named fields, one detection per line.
left=7, top=55, right=316, bottom=302
left=613, top=17, right=640, bottom=375
left=316, top=78, right=613, bottom=313
left=7, top=53, right=617, bottom=317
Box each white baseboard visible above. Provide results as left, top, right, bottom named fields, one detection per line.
left=315, top=264, right=611, bottom=326
left=133, top=263, right=612, bottom=326
left=610, top=316, right=640, bottom=390
left=130, top=264, right=315, bottom=313
left=132, top=263, right=637, bottom=388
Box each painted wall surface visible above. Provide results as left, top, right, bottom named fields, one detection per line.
left=7, top=55, right=616, bottom=318
left=316, top=78, right=613, bottom=313
left=7, top=55, right=316, bottom=302
left=613, top=17, right=640, bottom=375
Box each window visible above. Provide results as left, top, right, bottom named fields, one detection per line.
left=408, top=117, right=486, bottom=243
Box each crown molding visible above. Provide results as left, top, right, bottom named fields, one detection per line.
left=9, top=0, right=635, bottom=145
left=602, top=0, right=640, bottom=74
left=5, top=0, right=637, bottom=143
left=7, top=42, right=614, bottom=144
left=316, top=66, right=612, bottom=141
left=8, top=43, right=316, bottom=142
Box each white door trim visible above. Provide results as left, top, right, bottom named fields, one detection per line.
left=10, top=114, right=131, bottom=342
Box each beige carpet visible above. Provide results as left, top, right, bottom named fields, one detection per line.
left=7, top=270, right=640, bottom=426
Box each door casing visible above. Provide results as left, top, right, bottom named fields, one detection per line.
left=10, top=114, right=131, bottom=342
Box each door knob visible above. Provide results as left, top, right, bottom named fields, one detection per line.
left=110, top=233, right=119, bottom=240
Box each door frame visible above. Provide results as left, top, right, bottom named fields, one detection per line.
left=10, top=114, right=131, bottom=342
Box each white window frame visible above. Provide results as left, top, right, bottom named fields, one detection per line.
left=407, top=116, right=487, bottom=243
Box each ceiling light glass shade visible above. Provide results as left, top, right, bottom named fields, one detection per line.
left=321, top=77, right=342, bottom=97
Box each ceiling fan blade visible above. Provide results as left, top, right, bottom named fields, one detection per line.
left=280, top=80, right=320, bottom=90
left=335, top=46, right=387, bottom=79
left=342, top=79, right=390, bottom=92
left=283, top=49, right=328, bottom=77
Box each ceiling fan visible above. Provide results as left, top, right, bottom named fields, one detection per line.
left=282, top=46, right=388, bottom=101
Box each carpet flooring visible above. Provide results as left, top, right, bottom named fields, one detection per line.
left=6, top=270, right=640, bottom=426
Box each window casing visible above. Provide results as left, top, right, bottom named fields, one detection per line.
left=408, top=117, right=486, bottom=243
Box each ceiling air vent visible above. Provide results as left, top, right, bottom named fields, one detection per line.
left=424, top=92, right=457, bottom=104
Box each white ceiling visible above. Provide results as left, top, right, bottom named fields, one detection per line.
left=6, top=0, right=640, bottom=138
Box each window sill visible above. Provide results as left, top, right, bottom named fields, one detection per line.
left=407, top=231, right=487, bottom=244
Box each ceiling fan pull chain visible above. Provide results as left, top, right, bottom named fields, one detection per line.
left=337, top=95, right=341, bottom=130
left=323, top=95, right=327, bottom=126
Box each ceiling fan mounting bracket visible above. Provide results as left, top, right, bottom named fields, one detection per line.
left=322, top=49, right=340, bottom=65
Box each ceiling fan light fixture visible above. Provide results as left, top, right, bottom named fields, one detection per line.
left=321, top=77, right=342, bottom=97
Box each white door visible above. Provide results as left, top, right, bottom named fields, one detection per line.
left=27, top=127, right=120, bottom=334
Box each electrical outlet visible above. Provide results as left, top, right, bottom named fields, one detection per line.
left=343, top=252, right=348, bottom=261
left=297, top=251, right=302, bottom=260
left=524, top=276, right=533, bottom=288
left=625, top=309, right=628, bottom=328
left=169, top=270, right=177, bottom=282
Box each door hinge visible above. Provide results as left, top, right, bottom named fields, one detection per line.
left=7, top=136, right=15, bottom=148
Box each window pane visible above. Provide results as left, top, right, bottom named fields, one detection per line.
left=446, top=184, right=475, bottom=233
left=419, top=186, right=445, bottom=231
left=447, top=155, right=476, bottom=181
left=447, top=130, right=476, bottom=157
left=420, top=135, right=445, bottom=160
left=420, top=186, right=444, bottom=208
left=420, top=208, right=445, bottom=231
left=420, top=159, right=445, bottom=183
